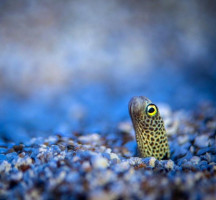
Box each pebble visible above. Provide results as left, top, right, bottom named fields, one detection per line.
left=182, top=161, right=193, bottom=170
left=197, top=147, right=216, bottom=156
left=114, top=161, right=130, bottom=173
left=149, top=157, right=156, bottom=167
left=91, top=155, right=109, bottom=169
left=82, top=161, right=91, bottom=171
left=89, top=190, right=115, bottom=200
left=178, top=135, right=189, bottom=145
left=0, top=160, right=11, bottom=173
left=128, top=157, right=142, bottom=166
left=6, top=152, right=18, bottom=162
left=194, top=135, right=209, bottom=148
left=10, top=171, right=23, bottom=181
left=172, top=146, right=187, bottom=160
left=78, top=134, right=100, bottom=144
left=110, top=153, right=120, bottom=162
left=166, top=120, right=179, bottom=136
left=165, top=160, right=174, bottom=170
left=199, top=161, right=209, bottom=170
left=190, top=156, right=201, bottom=164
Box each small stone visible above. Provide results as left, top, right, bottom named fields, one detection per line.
left=189, top=146, right=195, bottom=154
left=199, top=160, right=208, bottom=167
left=50, top=145, right=61, bottom=154
left=14, top=156, right=33, bottom=169
left=110, top=153, right=120, bottom=161
left=89, top=190, right=116, bottom=200
left=105, top=148, right=112, bottom=154
left=123, top=168, right=135, bottom=181
left=149, top=157, right=156, bottom=167
left=82, top=161, right=91, bottom=171
left=6, top=152, right=17, bottom=162
left=114, top=161, right=130, bottom=172
left=0, top=160, right=11, bottom=173
left=178, top=135, right=189, bottom=145
left=206, top=120, right=216, bottom=129
left=44, top=136, right=58, bottom=145
left=197, top=147, right=216, bottom=156
left=172, top=146, right=187, bottom=160
left=10, top=171, right=23, bottom=181
left=25, top=189, right=41, bottom=200
left=65, top=171, right=80, bottom=183
left=208, top=139, right=215, bottom=146
left=91, top=155, right=109, bottom=169
left=78, top=134, right=100, bottom=144
left=182, top=161, right=193, bottom=170
left=194, top=172, right=203, bottom=181
left=194, top=135, right=209, bottom=148
left=166, top=120, right=179, bottom=136
left=165, top=160, right=174, bottom=170
left=55, top=171, right=66, bottom=185
left=177, top=151, right=193, bottom=166
left=38, top=145, right=47, bottom=153
left=190, top=156, right=201, bottom=164
left=185, top=174, right=195, bottom=188
left=200, top=153, right=216, bottom=163
left=128, top=157, right=142, bottom=166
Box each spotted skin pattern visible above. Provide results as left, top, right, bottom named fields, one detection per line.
left=129, top=96, right=170, bottom=160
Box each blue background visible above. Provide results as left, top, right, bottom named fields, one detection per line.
left=0, top=0, right=216, bottom=142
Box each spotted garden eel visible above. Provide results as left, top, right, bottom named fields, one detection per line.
left=129, top=96, right=170, bottom=160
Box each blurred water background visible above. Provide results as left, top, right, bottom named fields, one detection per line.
left=0, top=0, right=216, bottom=142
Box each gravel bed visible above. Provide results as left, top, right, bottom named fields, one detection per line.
left=0, top=104, right=215, bottom=200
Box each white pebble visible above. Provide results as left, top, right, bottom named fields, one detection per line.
left=0, top=161, right=11, bottom=173
left=92, top=155, right=109, bottom=169
left=149, top=157, right=156, bottom=167
left=78, top=133, right=100, bottom=144
left=194, top=135, right=209, bottom=148
left=11, top=171, right=23, bottom=181
left=178, top=135, right=189, bottom=145
left=165, top=160, right=174, bottom=170
left=110, top=153, right=119, bottom=161
left=115, top=161, right=130, bottom=172
left=105, top=148, right=112, bottom=154
left=72, top=156, right=80, bottom=162
left=128, top=157, right=142, bottom=166
left=82, top=161, right=91, bottom=170
left=190, top=156, right=200, bottom=164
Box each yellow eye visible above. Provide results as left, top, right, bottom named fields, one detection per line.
left=146, top=104, right=157, bottom=116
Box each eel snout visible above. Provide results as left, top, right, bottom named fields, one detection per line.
left=128, top=96, right=150, bottom=117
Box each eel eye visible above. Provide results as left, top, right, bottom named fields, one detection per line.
left=146, top=104, right=157, bottom=117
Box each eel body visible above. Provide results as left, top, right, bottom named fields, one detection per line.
left=129, top=96, right=170, bottom=160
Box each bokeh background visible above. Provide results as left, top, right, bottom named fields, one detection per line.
left=0, top=0, right=216, bottom=142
